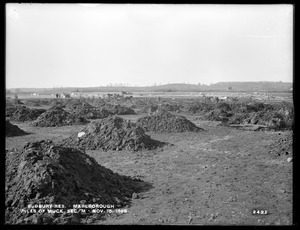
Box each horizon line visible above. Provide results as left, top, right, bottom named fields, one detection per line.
left=6, top=81, right=293, bottom=90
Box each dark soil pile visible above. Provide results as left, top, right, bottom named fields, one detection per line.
left=6, top=106, right=26, bottom=117
left=10, top=107, right=46, bottom=122
left=61, top=116, right=165, bottom=151
left=31, top=107, right=89, bottom=127
left=184, top=101, right=215, bottom=114
left=139, top=104, right=159, bottom=114
left=49, top=100, right=64, bottom=108
left=203, top=109, right=233, bottom=123
left=227, top=102, right=294, bottom=130
left=136, top=108, right=203, bottom=133
left=161, top=103, right=182, bottom=112
left=103, top=104, right=135, bottom=115
left=37, top=99, right=52, bottom=106
left=65, top=100, right=91, bottom=110
left=5, top=140, right=145, bottom=224
left=65, top=100, right=112, bottom=119
left=6, top=120, right=28, bottom=137
left=226, top=113, right=250, bottom=125
left=268, top=132, right=293, bottom=156
left=194, top=101, right=294, bottom=130
left=90, top=98, right=106, bottom=108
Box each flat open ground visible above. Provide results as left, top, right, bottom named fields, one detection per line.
left=6, top=113, right=293, bottom=225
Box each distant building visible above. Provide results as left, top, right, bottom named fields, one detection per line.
left=61, top=93, right=70, bottom=98
left=227, top=86, right=232, bottom=91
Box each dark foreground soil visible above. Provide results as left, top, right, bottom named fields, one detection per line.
left=5, top=115, right=293, bottom=225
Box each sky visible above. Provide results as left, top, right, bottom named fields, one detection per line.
left=6, top=4, right=293, bottom=88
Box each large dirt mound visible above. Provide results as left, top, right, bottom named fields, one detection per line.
left=61, top=116, right=165, bottom=151
left=6, top=120, right=28, bottom=137
left=31, top=107, right=89, bottom=127
left=10, top=107, right=46, bottom=122
left=5, top=140, right=145, bottom=224
left=136, top=108, right=203, bottom=133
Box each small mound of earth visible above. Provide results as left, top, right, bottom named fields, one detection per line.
left=63, top=100, right=91, bottom=110
left=268, top=132, right=293, bottom=156
left=6, top=120, right=28, bottom=137
left=204, top=109, right=233, bottom=123
left=61, top=116, right=165, bottom=151
left=10, top=107, right=46, bottom=122
left=161, top=103, right=181, bottom=112
left=5, top=140, right=146, bottom=224
left=136, top=108, right=203, bottom=133
left=104, top=104, right=135, bottom=115
left=6, top=105, right=26, bottom=117
left=49, top=100, right=64, bottom=109
left=31, top=107, right=89, bottom=127
left=67, top=101, right=113, bottom=119
left=90, top=98, right=106, bottom=107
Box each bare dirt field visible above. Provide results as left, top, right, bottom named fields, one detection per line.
left=6, top=112, right=293, bottom=225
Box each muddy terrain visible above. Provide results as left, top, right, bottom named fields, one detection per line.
left=5, top=97, right=293, bottom=225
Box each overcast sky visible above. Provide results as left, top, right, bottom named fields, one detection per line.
left=6, top=4, right=293, bottom=88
